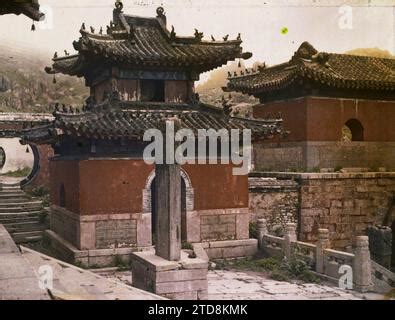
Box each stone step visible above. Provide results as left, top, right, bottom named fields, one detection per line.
left=0, top=206, right=43, bottom=213
left=0, top=216, right=39, bottom=224
left=12, top=231, right=44, bottom=244
left=0, top=211, right=43, bottom=219
left=0, top=197, right=34, bottom=203
left=0, top=193, right=29, bottom=199
left=0, top=202, right=42, bottom=210
left=4, top=221, right=47, bottom=233
left=0, top=188, right=25, bottom=193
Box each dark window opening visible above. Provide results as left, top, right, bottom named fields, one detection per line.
left=342, top=119, right=364, bottom=142
left=59, top=184, right=66, bottom=208
left=0, top=147, right=5, bottom=169
left=140, top=80, right=165, bottom=102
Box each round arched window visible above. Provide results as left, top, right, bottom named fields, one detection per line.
left=0, top=147, right=5, bottom=169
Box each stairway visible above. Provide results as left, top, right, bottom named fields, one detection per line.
left=0, top=184, right=47, bottom=244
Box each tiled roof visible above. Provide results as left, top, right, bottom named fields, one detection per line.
left=46, top=5, right=251, bottom=76
left=22, top=99, right=285, bottom=143
left=226, top=42, right=395, bottom=94
left=0, top=0, right=44, bottom=21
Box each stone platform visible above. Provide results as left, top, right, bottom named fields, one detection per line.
left=201, top=239, right=258, bottom=260
left=45, top=230, right=153, bottom=268
left=131, top=250, right=208, bottom=300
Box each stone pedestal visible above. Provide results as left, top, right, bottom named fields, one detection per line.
left=131, top=250, right=208, bottom=300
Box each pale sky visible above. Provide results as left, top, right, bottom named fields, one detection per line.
left=0, top=0, right=393, bottom=82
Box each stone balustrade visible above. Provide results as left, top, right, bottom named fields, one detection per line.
left=257, top=219, right=373, bottom=292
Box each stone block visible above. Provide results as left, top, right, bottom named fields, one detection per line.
left=156, top=269, right=207, bottom=283
left=155, top=280, right=208, bottom=295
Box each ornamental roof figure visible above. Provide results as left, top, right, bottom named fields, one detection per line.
left=225, top=42, right=395, bottom=98
left=45, top=3, right=252, bottom=77
left=0, top=0, right=44, bottom=21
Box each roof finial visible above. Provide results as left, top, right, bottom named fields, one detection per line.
left=223, top=34, right=229, bottom=42
left=115, top=1, right=123, bottom=11
left=156, top=7, right=167, bottom=26
left=170, top=25, right=176, bottom=40
left=211, top=35, right=216, bottom=41
left=99, top=27, right=103, bottom=34
left=237, top=33, right=241, bottom=41
left=53, top=52, right=58, bottom=59
left=64, top=50, right=69, bottom=56
left=81, top=22, right=86, bottom=30
left=90, top=26, right=95, bottom=33
left=194, top=29, right=204, bottom=41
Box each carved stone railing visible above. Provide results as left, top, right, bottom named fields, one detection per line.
left=261, top=234, right=284, bottom=259
left=257, top=219, right=374, bottom=292
left=371, top=260, right=395, bottom=290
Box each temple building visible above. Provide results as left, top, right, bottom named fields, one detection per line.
left=24, top=3, right=284, bottom=266
left=0, top=0, right=44, bottom=21
left=226, top=42, right=395, bottom=172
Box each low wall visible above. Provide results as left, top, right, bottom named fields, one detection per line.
left=254, top=141, right=395, bottom=172
left=249, top=172, right=395, bottom=251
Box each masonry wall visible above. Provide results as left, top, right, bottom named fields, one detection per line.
left=249, top=172, right=395, bottom=251
left=252, top=97, right=395, bottom=171
left=298, top=173, right=395, bottom=250
left=49, top=158, right=250, bottom=250
left=28, top=144, right=53, bottom=189
left=249, top=176, right=299, bottom=234
left=253, top=97, right=395, bottom=142
left=254, top=141, right=395, bottom=171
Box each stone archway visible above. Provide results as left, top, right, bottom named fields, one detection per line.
left=142, top=169, right=195, bottom=243
left=0, top=137, right=39, bottom=187
left=342, top=119, right=364, bottom=142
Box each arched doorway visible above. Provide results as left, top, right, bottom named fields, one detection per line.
left=0, top=138, right=38, bottom=186
left=0, top=147, right=5, bottom=169
left=342, top=119, right=364, bottom=142
left=143, top=169, right=194, bottom=245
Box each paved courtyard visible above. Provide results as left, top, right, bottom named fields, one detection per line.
left=97, top=268, right=384, bottom=300
left=207, top=270, right=362, bottom=300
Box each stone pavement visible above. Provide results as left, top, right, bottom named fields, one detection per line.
left=100, top=268, right=386, bottom=300
left=20, top=246, right=165, bottom=300
left=0, top=225, right=49, bottom=300
left=207, top=270, right=377, bottom=300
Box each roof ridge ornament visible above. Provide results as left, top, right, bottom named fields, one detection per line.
left=293, top=41, right=318, bottom=60
left=156, top=6, right=166, bottom=26
left=115, top=1, right=123, bottom=11
left=194, top=29, right=204, bottom=42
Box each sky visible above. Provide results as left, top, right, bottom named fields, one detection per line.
left=0, top=0, right=393, bottom=82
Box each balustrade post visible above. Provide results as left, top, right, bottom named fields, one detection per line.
left=316, top=229, right=330, bottom=273
left=284, top=223, right=297, bottom=259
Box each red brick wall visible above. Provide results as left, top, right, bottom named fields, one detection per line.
left=253, top=97, right=308, bottom=141
left=184, top=164, right=248, bottom=210
left=29, top=144, right=53, bottom=189
left=50, top=159, right=248, bottom=216
left=50, top=160, right=80, bottom=214
left=253, top=97, right=395, bottom=142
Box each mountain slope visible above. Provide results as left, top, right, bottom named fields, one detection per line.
left=0, top=44, right=88, bottom=113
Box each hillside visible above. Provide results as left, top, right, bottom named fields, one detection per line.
left=0, top=45, right=88, bottom=113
